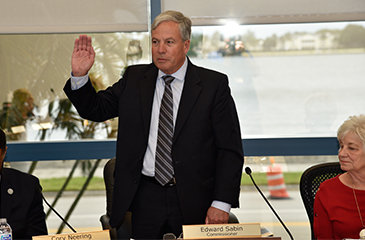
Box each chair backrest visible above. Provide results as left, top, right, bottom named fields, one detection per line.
left=101, top=157, right=239, bottom=239
left=100, top=157, right=132, bottom=240
left=103, top=157, right=116, bottom=217
left=299, top=162, right=345, bottom=240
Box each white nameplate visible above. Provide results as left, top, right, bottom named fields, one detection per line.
left=32, top=230, right=110, bottom=240
left=183, top=223, right=261, bottom=239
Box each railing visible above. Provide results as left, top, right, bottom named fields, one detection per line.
left=5, top=137, right=338, bottom=162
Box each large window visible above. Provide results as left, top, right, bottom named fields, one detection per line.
left=188, top=21, right=365, bottom=137
left=1, top=21, right=365, bottom=141
left=0, top=32, right=150, bottom=141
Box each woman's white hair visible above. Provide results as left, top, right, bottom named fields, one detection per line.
left=337, top=114, right=365, bottom=151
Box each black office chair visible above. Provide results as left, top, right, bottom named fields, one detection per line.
left=100, top=157, right=132, bottom=240
left=299, top=162, right=345, bottom=240
left=100, top=158, right=239, bottom=239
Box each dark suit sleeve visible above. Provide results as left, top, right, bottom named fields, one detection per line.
left=63, top=78, right=122, bottom=122
left=63, top=63, right=151, bottom=123
left=211, top=74, right=244, bottom=208
left=25, top=178, right=48, bottom=238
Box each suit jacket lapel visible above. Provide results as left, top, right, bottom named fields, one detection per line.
left=174, top=60, right=201, bottom=142
left=140, top=64, right=159, bottom=139
left=1, top=169, right=13, bottom=217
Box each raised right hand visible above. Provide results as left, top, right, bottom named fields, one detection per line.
left=71, top=34, right=95, bottom=77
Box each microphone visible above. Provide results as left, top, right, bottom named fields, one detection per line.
left=163, top=233, right=183, bottom=239
left=163, top=233, right=176, bottom=239
left=40, top=191, right=77, bottom=233
left=245, top=167, right=294, bottom=240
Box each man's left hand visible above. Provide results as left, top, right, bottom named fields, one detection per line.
left=205, top=207, right=229, bottom=224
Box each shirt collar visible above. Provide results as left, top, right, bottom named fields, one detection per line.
left=157, top=57, right=188, bottom=82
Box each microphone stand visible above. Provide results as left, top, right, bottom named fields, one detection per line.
left=41, top=192, right=77, bottom=233
left=245, top=167, right=294, bottom=240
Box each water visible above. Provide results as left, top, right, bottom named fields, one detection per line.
left=190, top=53, right=365, bottom=137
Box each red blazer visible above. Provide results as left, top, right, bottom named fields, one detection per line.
left=314, top=175, right=365, bottom=239
left=64, top=59, right=244, bottom=228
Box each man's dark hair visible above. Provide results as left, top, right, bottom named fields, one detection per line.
left=0, top=128, right=6, bottom=151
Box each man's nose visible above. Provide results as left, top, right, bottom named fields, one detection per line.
left=158, top=43, right=166, bottom=53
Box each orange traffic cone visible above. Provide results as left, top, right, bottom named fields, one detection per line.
left=266, top=157, right=290, bottom=199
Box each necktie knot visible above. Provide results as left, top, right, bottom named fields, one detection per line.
left=163, top=75, right=175, bottom=85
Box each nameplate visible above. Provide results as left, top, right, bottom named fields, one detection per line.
left=32, top=230, right=110, bottom=240
left=183, top=223, right=261, bottom=239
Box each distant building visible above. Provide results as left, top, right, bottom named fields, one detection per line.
left=276, top=32, right=337, bottom=51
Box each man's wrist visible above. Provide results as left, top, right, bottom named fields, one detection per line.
left=211, top=200, right=231, bottom=213
left=70, top=72, right=88, bottom=90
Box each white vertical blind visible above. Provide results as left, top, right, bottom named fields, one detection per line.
left=162, top=0, right=365, bottom=25
left=1, top=0, right=364, bottom=33
left=0, top=0, right=148, bottom=33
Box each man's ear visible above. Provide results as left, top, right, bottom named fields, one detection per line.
left=184, top=39, right=191, bottom=54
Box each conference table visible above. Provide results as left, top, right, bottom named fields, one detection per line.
left=186, top=238, right=281, bottom=240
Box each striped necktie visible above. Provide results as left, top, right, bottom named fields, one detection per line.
left=155, top=75, right=175, bottom=186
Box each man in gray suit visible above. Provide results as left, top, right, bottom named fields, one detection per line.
left=64, top=10, right=244, bottom=239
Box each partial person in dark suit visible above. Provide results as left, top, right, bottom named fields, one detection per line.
left=0, top=128, right=48, bottom=240
left=64, top=10, right=244, bottom=239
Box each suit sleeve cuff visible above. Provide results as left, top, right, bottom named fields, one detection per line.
left=211, top=200, right=231, bottom=213
left=70, top=72, right=88, bottom=90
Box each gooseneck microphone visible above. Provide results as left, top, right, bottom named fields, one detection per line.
left=245, top=167, right=294, bottom=240
left=41, top=191, right=77, bottom=233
